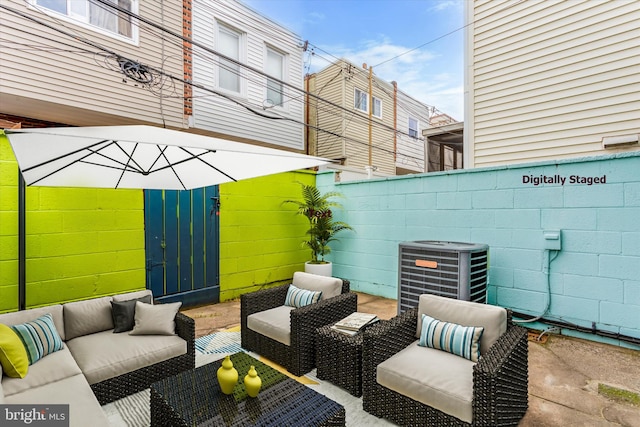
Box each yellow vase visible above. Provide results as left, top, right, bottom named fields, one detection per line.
left=244, top=365, right=262, bottom=398
left=217, top=355, right=238, bottom=395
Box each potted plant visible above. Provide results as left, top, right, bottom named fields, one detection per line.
left=284, top=183, right=353, bottom=276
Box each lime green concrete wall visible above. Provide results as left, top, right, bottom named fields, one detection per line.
left=218, top=170, right=316, bottom=301
left=0, top=134, right=146, bottom=312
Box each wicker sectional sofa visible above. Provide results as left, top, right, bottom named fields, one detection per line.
left=0, top=290, right=195, bottom=427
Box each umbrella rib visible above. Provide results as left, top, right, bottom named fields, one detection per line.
left=156, top=146, right=188, bottom=190
left=25, top=139, right=116, bottom=186
left=115, top=142, right=139, bottom=189
left=22, top=139, right=112, bottom=174
left=178, top=147, right=238, bottom=182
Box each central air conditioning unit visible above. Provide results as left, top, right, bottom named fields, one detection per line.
left=397, top=241, right=489, bottom=314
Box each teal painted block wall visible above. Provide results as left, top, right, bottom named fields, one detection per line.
left=318, top=152, right=640, bottom=343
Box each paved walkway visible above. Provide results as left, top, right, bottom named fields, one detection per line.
left=182, top=293, right=640, bottom=426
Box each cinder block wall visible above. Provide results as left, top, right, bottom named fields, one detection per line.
left=319, top=152, right=640, bottom=343
left=218, top=170, right=315, bottom=300
left=0, top=134, right=146, bottom=311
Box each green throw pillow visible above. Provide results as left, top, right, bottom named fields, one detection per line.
left=11, top=313, right=64, bottom=365
left=418, top=314, right=484, bottom=362
left=0, top=324, right=29, bottom=378
left=284, top=284, right=322, bottom=308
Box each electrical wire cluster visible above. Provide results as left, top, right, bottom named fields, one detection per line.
left=1, top=0, right=474, bottom=169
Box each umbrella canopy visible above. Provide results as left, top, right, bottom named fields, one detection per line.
left=5, top=125, right=330, bottom=190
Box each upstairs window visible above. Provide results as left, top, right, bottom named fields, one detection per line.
left=372, top=96, right=382, bottom=118
left=217, top=23, right=242, bottom=94
left=35, top=0, right=135, bottom=39
left=265, top=47, right=284, bottom=106
left=409, top=117, right=419, bottom=138
left=354, top=88, right=368, bottom=113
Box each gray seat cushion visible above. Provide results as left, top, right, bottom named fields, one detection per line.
left=377, top=341, right=475, bottom=423
left=247, top=305, right=294, bottom=346
left=5, top=374, right=110, bottom=427
left=67, top=329, right=187, bottom=384
left=1, top=346, right=81, bottom=397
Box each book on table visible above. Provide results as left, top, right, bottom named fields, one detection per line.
left=333, top=312, right=379, bottom=332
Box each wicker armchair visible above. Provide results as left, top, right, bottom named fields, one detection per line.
left=241, top=272, right=357, bottom=377
left=362, top=294, right=528, bottom=426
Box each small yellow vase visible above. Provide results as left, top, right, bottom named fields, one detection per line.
left=217, top=355, right=238, bottom=395
left=244, top=365, right=262, bottom=398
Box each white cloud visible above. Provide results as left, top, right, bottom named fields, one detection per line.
left=310, top=38, right=464, bottom=120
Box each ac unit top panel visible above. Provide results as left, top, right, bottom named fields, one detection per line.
left=400, top=241, right=488, bottom=252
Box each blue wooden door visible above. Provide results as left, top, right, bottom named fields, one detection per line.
left=144, top=187, right=220, bottom=306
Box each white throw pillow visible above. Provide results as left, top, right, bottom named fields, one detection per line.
left=130, top=301, right=182, bottom=336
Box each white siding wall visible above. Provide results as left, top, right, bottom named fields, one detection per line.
left=0, top=0, right=184, bottom=127
left=467, top=0, right=640, bottom=167
left=396, top=90, right=433, bottom=173
left=191, top=0, right=304, bottom=150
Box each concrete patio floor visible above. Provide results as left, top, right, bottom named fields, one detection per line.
left=182, top=293, right=640, bottom=426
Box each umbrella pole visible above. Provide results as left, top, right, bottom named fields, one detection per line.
left=18, top=171, right=26, bottom=311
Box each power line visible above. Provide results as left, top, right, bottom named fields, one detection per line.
left=0, top=2, right=426, bottom=164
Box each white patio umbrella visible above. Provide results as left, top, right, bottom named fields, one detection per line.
left=5, top=125, right=330, bottom=190
left=4, top=125, right=330, bottom=310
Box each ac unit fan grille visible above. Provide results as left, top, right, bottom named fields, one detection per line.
left=398, top=242, right=488, bottom=313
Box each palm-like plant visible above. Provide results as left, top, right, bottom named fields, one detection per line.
left=284, top=183, right=354, bottom=264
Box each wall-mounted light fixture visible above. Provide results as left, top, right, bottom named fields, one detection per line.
left=601, top=134, right=639, bottom=149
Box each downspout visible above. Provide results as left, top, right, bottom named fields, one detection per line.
left=392, top=81, right=397, bottom=164
left=18, top=172, right=25, bottom=310
left=305, top=74, right=310, bottom=155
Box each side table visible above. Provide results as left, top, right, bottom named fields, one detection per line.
left=316, top=324, right=364, bottom=397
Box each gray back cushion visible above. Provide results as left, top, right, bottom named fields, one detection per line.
left=112, top=289, right=153, bottom=302
left=292, top=272, right=342, bottom=300
left=0, top=305, right=65, bottom=341
left=64, top=296, right=114, bottom=340
left=416, top=294, right=507, bottom=355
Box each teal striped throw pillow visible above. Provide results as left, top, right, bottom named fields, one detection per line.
left=284, top=284, right=322, bottom=308
left=11, top=313, right=64, bottom=365
left=418, top=314, right=484, bottom=362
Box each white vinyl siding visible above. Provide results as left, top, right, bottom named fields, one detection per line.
left=396, top=90, right=431, bottom=173
left=309, top=60, right=396, bottom=175
left=1, top=0, right=183, bottom=127
left=191, top=0, right=304, bottom=150
left=467, top=0, right=640, bottom=167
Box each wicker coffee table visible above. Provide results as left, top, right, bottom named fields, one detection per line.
left=316, top=324, right=364, bottom=397
left=151, top=352, right=345, bottom=426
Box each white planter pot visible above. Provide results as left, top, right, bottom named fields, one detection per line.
left=304, top=261, right=333, bottom=277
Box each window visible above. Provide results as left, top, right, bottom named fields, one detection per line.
left=35, top=0, right=134, bottom=39
left=354, top=88, right=367, bottom=113
left=265, top=47, right=284, bottom=106
left=409, top=117, right=419, bottom=138
left=217, top=24, right=242, bottom=94
left=372, top=97, right=382, bottom=118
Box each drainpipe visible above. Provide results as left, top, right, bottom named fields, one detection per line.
left=18, top=172, right=25, bottom=310
left=392, top=81, right=397, bottom=164
left=305, top=74, right=310, bottom=155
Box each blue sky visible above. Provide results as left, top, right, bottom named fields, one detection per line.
left=241, top=0, right=465, bottom=120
